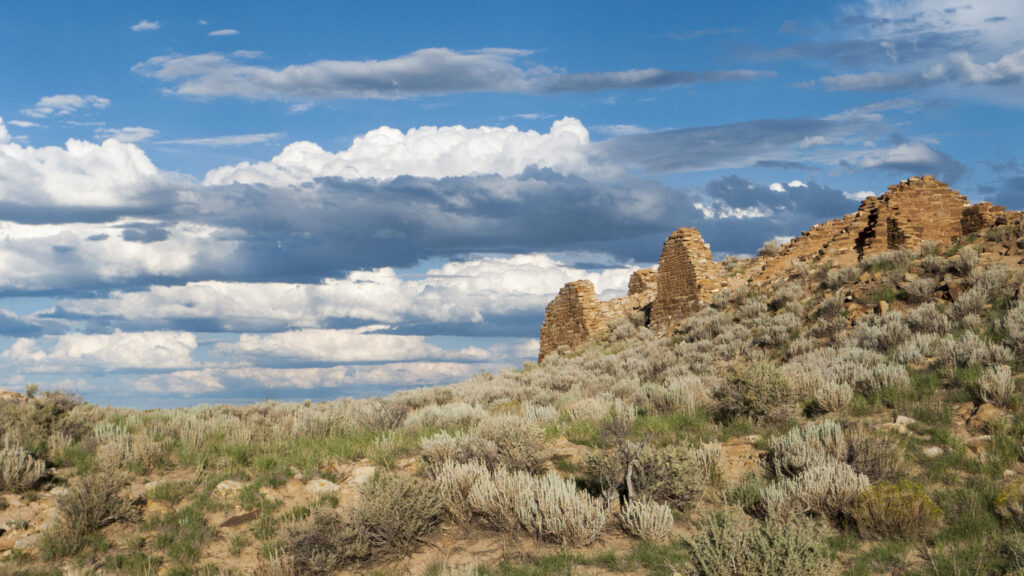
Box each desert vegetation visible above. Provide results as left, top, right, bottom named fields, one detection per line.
left=4, top=224, right=1024, bottom=575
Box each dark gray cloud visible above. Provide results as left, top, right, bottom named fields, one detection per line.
left=668, top=27, right=747, bottom=42
left=989, top=176, right=1024, bottom=209
left=845, top=139, right=967, bottom=183
left=759, top=32, right=979, bottom=68
left=596, top=117, right=834, bottom=173
left=181, top=168, right=703, bottom=278
left=755, top=160, right=813, bottom=170
left=133, top=48, right=775, bottom=101
left=694, top=177, right=860, bottom=253
left=0, top=310, right=45, bottom=337
left=121, top=225, right=170, bottom=243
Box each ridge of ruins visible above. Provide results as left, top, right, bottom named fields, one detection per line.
left=539, top=175, right=1018, bottom=360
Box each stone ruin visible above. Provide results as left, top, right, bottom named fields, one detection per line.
left=538, top=175, right=1011, bottom=361
left=539, top=227, right=723, bottom=360
left=755, top=175, right=999, bottom=282
left=648, top=227, right=718, bottom=332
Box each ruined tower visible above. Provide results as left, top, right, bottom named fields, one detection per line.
left=648, top=227, right=716, bottom=332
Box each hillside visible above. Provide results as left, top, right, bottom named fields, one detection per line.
left=3, top=175, right=1024, bottom=575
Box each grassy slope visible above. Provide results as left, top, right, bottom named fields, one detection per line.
left=3, top=228, right=1024, bottom=575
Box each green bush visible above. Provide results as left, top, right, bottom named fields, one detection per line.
left=852, top=480, right=941, bottom=541
left=630, top=444, right=711, bottom=511
left=41, top=472, right=136, bottom=559
left=845, top=425, right=902, bottom=482
left=715, top=363, right=793, bottom=424
left=286, top=473, right=440, bottom=574
left=995, top=479, right=1024, bottom=523
left=686, top=508, right=831, bottom=576
left=286, top=508, right=369, bottom=576
left=356, top=472, right=441, bottom=554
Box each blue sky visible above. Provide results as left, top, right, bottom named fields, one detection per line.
left=0, top=0, right=1021, bottom=407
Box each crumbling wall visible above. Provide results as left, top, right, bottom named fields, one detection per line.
left=628, top=268, right=657, bottom=296
left=649, top=228, right=716, bottom=332
left=538, top=268, right=660, bottom=361
left=856, top=175, right=968, bottom=256
left=962, top=202, right=1007, bottom=235
left=756, top=175, right=970, bottom=284
left=539, top=280, right=603, bottom=361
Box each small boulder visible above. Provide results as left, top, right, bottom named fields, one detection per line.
left=305, top=478, right=340, bottom=495
left=283, top=477, right=306, bottom=495
left=214, top=480, right=245, bottom=499
left=965, top=435, right=991, bottom=454
left=968, top=403, right=1010, bottom=434
left=259, top=486, right=283, bottom=503
left=144, top=500, right=173, bottom=519
left=922, top=446, right=944, bottom=458
left=0, top=389, right=24, bottom=401
left=13, top=534, right=39, bottom=551
left=951, top=403, right=975, bottom=427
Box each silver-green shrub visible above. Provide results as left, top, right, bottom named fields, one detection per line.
left=686, top=509, right=831, bottom=576
left=1, top=436, right=45, bottom=492
left=951, top=245, right=979, bottom=276
left=978, top=364, right=1015, bottom=408
left=435, top=459, right=488, bottom=525
left=619, top=496, right=674, bottom=542
left=765, top=420, right=847, bottom=479
left=467, top=467, right=606, bottom=546
left=815, top=381, right=853, bottom=412
left=1004, top=301, right=1024, bottom=352
left=906, top=302, right=951, bottom=334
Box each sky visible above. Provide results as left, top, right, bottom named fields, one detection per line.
left=0, top=0, right=1021, bottom=407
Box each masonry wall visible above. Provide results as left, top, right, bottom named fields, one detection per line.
left=649, top=227, right=715, bottom=332
left=538, top=280, right=603, bottom=361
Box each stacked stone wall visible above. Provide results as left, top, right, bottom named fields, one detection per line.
left=649, top=228, right=717, bottom=332
left=538, top=280, right=603, bottom=361
left=962, top=202, right=1007, bottom=235
left=857, top=175, right=967, bottom=255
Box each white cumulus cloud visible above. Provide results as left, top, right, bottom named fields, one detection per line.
left=0, top=220, right=241, bottom=291
left=3, top=330, right=197, bottom=372
left=57, top=253, right=635, bottom=329
left=844, top=190, right=875, bottom=201
left=130, top=20, right=160, bottom=32
left=203, top=117, right=594, bottom=186
left=95, top=126, right=158, bottom=143
left=135, top=362, right=484, bottom=395
left=22, top=94, right=111, bottom=118
left=214, top=326, right=490, bottom=363
left=0, top=118, right=168, bottom=207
